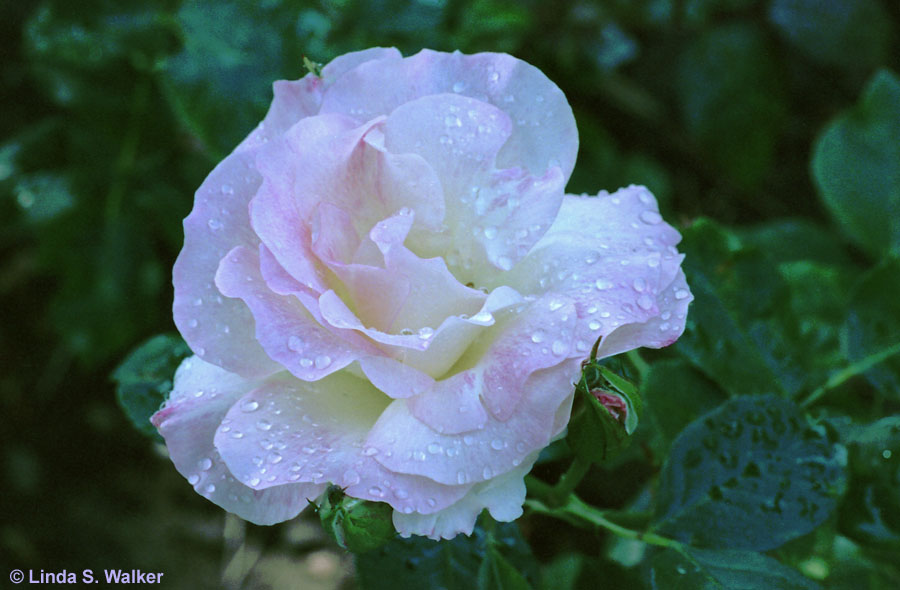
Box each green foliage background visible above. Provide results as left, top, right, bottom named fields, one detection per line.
left=2, top=0, right=898, bottom=588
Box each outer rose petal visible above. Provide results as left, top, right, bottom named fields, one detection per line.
left=392, top=451, right=540, bottom=540
left=150, top=357, right=324, bottom=525
left=173, top=149, right=280, bottom=378
left=497, top=186, right=690, bottom=358
left=214, top=372, right=472, bottom=514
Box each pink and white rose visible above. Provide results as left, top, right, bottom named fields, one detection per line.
left=151, top=48, right=692, bottom=540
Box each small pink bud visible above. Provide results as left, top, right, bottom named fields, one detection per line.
left=591, top=389, right=628, bottom=424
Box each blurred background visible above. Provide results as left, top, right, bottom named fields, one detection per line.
left=1, top=0, right=898, bottom=588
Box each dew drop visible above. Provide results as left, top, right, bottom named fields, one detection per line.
left=551, top=340, right=566, bottom=355
left=188, top=474, right=200, bottom=485
left=368, top=486, right=384, bottom=497
left=531, top=330, right=545, bottom=343
left=640, top=210, right=662, bottom=225
left=199, top=457, right=213, bottom=471
left=452, top=81, right=465, bottom=93
left=257, top=419, right=272, bottom=431
left=427, top=442, right=443, bottom=455
left=483, top=226, right=498, bottom=239
left=637, top=294, right=654, bottom=310
left=490, top=439, right=504, bottom=451
left=675, top=289, right=690, bottom=300
left=595, top=279, right=613, bottom=290
left=314, top=354, right=332, bottom=369
left=632, top=278, right=647, bottom=292
left=287, top=335, right=303, bottom=351
left=241, top=400, right=259, bottom=413
left=208, top=218, right=223, bottom=231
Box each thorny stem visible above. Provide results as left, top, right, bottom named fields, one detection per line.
left=800, top=341, right=900, bottom=408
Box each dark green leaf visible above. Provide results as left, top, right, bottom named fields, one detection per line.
left=738, top=218, right=852, bottom=267
left=769, top=0, right=891, bottom=71
left=162, top=0, right=299, bottom=158
left=653, top=395, right=846, bottom=550
left=812, top=69, right=900, bottom=258
left=676, top=219, right=804, bottom=396
left=838, top=417, right=900, bottom=556
left=651, top=547, right=820, bottom=589
left=643, top=360, right=727, bottom=453
left=478, top=544, right=532, bottom=590
left=112, top=334, right=191, bottom=439
left=843, top=257, right=900, bottom=398
left=355, top=516, right=538, bottom=590
left=677, top=24, right=785, bottom=188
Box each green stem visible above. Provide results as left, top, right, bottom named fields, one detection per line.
left=525, top=495, right=684, bottom=551
left=800, top=341, right=900, bottom=408
left=547, top=456, right=591, bottom=506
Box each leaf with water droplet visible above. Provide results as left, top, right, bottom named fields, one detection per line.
left=677, top=219, right=814, bottom=397
left=653, top=395, right=846, bottom=550
left=651, top=547, right=821, bottom=589
left=112, top=334, right=191, bottom=440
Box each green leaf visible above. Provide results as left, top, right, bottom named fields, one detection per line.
left=769, top=0, right=891, bottom=72
left=812, top=69, right=900, bottom=258
left=842, top=258, right=900, bottom=398
left=643, top=360, right=727, bottom=453
left=162, top=0, right=299, bottom=158
left=676, top=219, right=804, bottom=396
left=837, top=417, right=900, bottom=556
left=677, top=23, right=785, bottom=189
left=478, top=544, right=532, bottom=590
left=651, top=547, right=821, bottom=590
left=738, top=218, right=853, bottom=267
left=318, top=485, right=396, bottom=553
left=355, top=516, right=538, bottom=590
left=653, top=395, right=846, bottom=550
left=112, top=334, right=191, bottom=439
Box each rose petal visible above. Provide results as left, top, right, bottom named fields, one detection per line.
left=392, top=451, right=539, bottom=540
left=239, top=47, right=402, bottom=152
left=321, top=49, right=578, bottom=179
left=406, top=369, right=489, bottom=434
left=496, top=186, right=688, bottom=358
left=382, top=94, right=566, bottom=276
left=173, top=149, right=281, bottom=378
left=151, top=356, right=323, bottom=525
left=366, top=360, right=580, bottom=486
left=214, top=372, right=471, bottom=514
left=215, top=245, right=374, bottom=380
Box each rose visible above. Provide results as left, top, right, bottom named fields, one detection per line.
left=151, top=48, right=692, bottom=540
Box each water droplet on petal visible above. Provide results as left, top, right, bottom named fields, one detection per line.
left=199, top=457, right=213, bottom=471
left=490, top=439, right=504, bottom=451
left=551, top=340, right=566, bottom=355
left=640, top=210, right=662, bottom=225
left=531, top=330, right=545, bottom=343
left=242, top=400, right=259, bottom=413
left=675, top=289, right=690, bottom=300
left=288, top=335, right=303, bottom=351
left=257, top=419, right=272, bottom=431
left=452, top=81, right=465, bottom=93
left=637, top=294, right=654, bottom=310
left=314, top=354, right=332, bottom=369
